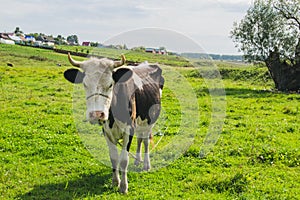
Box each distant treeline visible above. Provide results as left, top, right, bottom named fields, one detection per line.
left=181, top=53, right=244, bottom=61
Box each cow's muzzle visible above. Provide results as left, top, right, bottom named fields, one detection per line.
left=89, top=111, right=106, bottom=124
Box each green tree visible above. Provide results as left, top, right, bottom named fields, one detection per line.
left=14, top=27, right=23, bottom=36
left=67, top=35, right=79, bottom=45
left=231, top=0, right=300, bottom=92
left=55, top=35, right=67, bottom=45
left=132, top=46, right=145, bottom=52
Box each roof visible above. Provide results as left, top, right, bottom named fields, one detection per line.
left=145, top=48, right=155, bottom=51
left=0, top=33, right=13, bottom=40
left=82, top=42, right=90, bottom=46
left=9, top=35, right=22, bottom=41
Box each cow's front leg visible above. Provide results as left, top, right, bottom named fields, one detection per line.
left=143, top=136, right=151, bottom=171
left=105, top=137, right=120, bottom=187
left=119, top=149, right=129, bottom=194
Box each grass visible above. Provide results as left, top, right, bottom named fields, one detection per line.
left=0, top=44, right=299, bottom=199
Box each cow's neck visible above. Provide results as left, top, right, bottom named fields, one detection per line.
left=107, top=89, right=135, bottom=129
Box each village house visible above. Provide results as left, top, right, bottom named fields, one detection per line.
left=82, top=42, right=90, bottom=46
left=0, top=33, right=15, bottom=44
left=145, top=47, right=167, bottom=55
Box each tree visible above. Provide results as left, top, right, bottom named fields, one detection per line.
left=90, top=42, right=99, bottom=47
left=67, top=35, right=79, bottom=45
left=132, top=46, right=145, bottom=52
left=55, top=35, right=67, bottom=45
left=14, top=27, right=23, bottom=36
left=231, top=0, right=300, bottom=92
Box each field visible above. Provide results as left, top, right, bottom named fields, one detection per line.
left=0, top=44, right=299, bottom=199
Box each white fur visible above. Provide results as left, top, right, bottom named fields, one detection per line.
left=80, top=58, right=115, bottom=121
left=103, top=121, right=131, bottom=193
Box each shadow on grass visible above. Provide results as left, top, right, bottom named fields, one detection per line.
left=196, top=87, right=275, bottom=99
left=18, top=172, right=113, bottom=200
left=224, top=88, right=274, bottom=99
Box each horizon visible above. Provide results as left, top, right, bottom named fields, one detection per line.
left=1, top=27, right=243, bottom=56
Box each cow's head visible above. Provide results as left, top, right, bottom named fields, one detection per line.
left=64, top=53, right=130, bottom=124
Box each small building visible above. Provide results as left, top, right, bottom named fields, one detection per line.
left=8, top=35, right=23, bottom=44
left=44, top=36, right=55, bottom=43
left=43, top=41, right=55, bottom=47
left=0, top=33, right=13, bottom=40
left=0, top=38, right=15, bottom=45
left=145, top=47, right=167, bottom=55
left=36, top=35, right=55, bottom=43
left=25, top=35, right=36, bottom=42
left=82, top=42, right=90, bottom=46
left=145, top=48, right=156, bottom=53
left=33, top=41, right=43, bottom=47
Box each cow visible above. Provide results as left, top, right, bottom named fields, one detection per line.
left=64, top=53, right=164, bottom=193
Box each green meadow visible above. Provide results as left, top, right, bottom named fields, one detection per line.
left=0, top=44, right=299, bottom=199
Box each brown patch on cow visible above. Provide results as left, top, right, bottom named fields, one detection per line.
left=130, top=94, right=136, bottom=127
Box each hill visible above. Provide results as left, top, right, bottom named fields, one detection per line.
left=181, top=52, right=244, bottom=61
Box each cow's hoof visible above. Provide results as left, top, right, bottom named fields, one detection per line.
left=134, top=159, right=142, bottom=166
left=134, top=153, right=142, bottom=166
left=120, top=181, right=128, bottom=194
left=143, top=161, right=151, bottom=171
left=143, top=166, right=151, bottom=171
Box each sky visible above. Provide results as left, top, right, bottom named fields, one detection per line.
left=0, top=0, right=252, bottom=54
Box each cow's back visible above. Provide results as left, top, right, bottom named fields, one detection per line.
left=133, top=64, right=164, bottom=125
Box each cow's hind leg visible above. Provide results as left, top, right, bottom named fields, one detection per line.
left=143, top=132, right=151, bottom=171
left=134, top=137, right=143, bottom=166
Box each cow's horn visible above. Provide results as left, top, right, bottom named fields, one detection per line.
left=68, top=52, right=83, bottom=68
left=114, top=55, right=126, bottom=68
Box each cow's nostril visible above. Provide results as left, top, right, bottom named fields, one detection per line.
left=89, top=111, right=105, bottom=121
left=94, top=111, right=105, bottom=119
left=99, top=112, right=105, bottom=119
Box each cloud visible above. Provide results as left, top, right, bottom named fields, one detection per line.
left=215, top=0, right=252, bottom=12
left=0, top=0, right=252, bottom=54
left=104, top=28, right=205, bottom=53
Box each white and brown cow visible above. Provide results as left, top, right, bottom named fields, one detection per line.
left=64, top=53, right=164, bottom=193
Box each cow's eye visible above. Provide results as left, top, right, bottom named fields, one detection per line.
left=109, top=83, right=113, bottom=88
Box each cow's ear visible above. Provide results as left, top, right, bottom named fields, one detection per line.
left=113, top=68, right=133, bottom=83
left=64, top=68, right=85, bottom=84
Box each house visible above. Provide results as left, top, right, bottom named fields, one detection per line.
left=33, top=41, right=43, bottom=47
left=0, top=33, right=25, bottom=45
left=43, top=41, right=55, bottom=47
left=8, top=35, right=23, bottom=44
left=44, top=36, right=55, bottom=43
left=0, top=33, right=13, bottom=40
left=36, top=35, right=55, bottom=43
left=145, top=47, right=167, bottom=55
left=0, top=38, right=15, bottom=45
left=25, top=35, right=35, bottom=42
left=35, top=35, right=55, bottom=47
left=145, top=48, right=156, bottom=53
left=36, top=35, right=45, bottom=42
left=82, top=42, right=90, bottom=46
